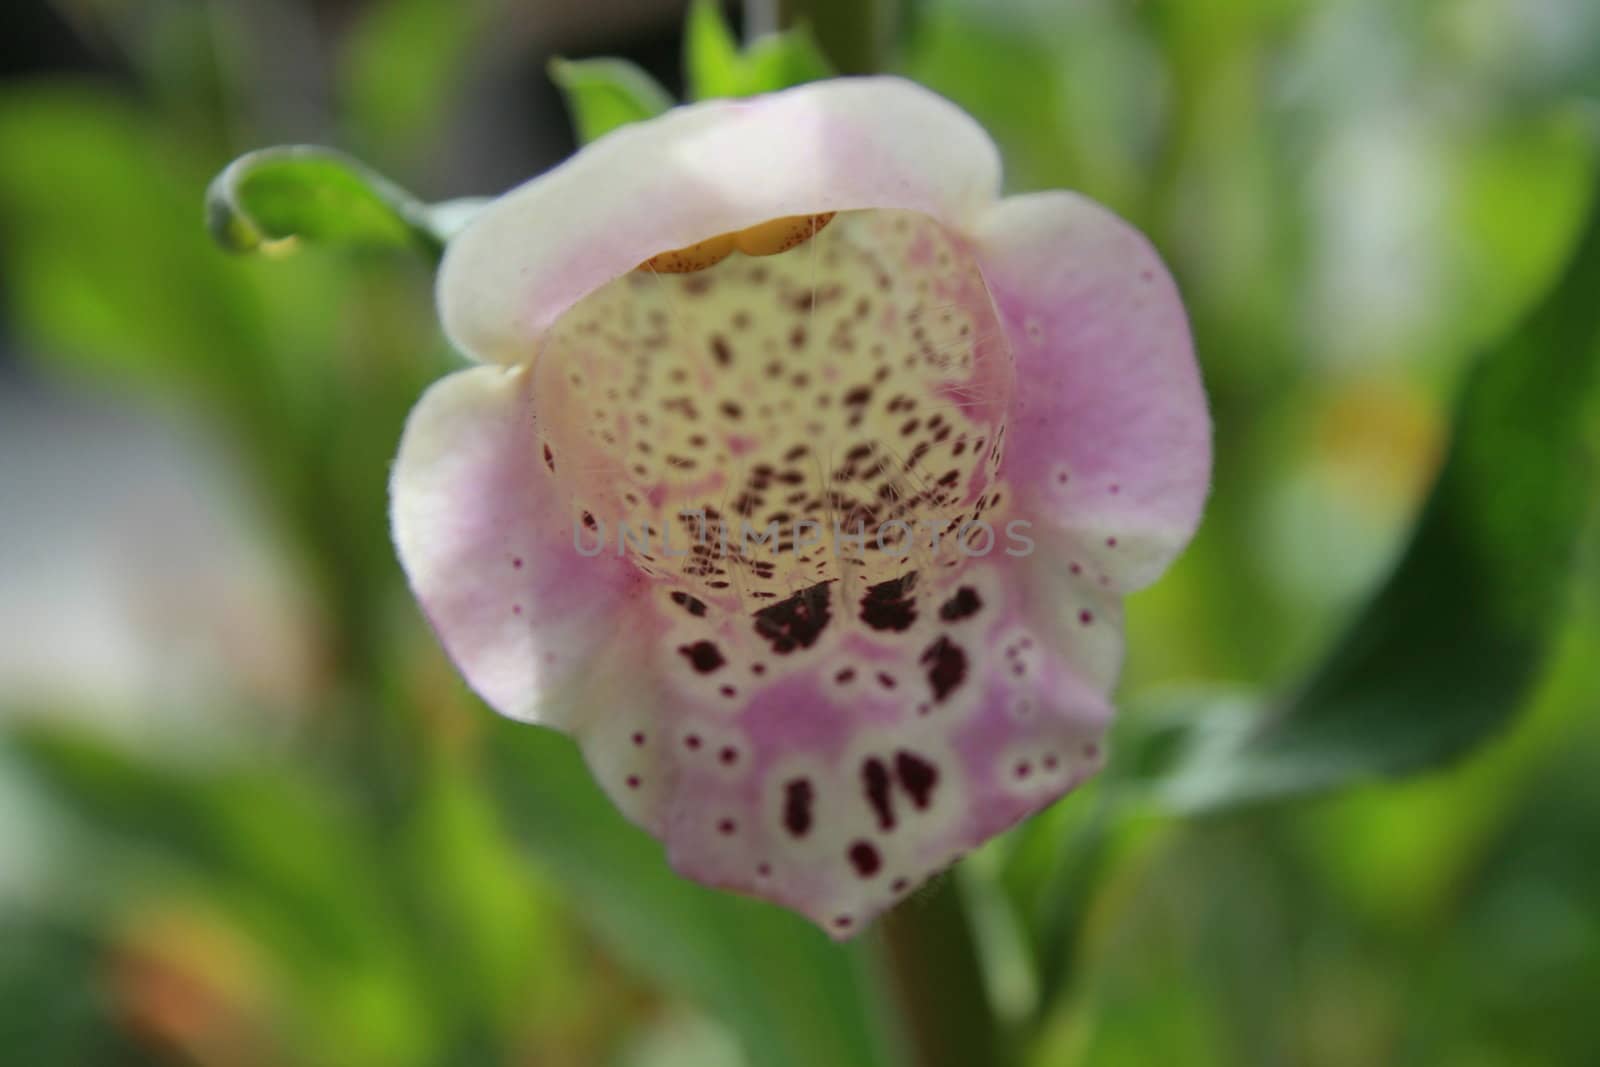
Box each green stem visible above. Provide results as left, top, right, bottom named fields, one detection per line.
left=776, top=0, right=897, bottom=74
left=872, top=877, right=1008, bottom=1067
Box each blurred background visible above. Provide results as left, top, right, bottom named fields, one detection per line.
left=1, top=1, right=1597, bottom=1065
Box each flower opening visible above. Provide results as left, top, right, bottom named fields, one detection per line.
left=391, top=77, right=1211, bottom=935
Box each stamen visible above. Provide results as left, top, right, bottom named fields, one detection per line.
left=637, top=214, right=836, bottom=273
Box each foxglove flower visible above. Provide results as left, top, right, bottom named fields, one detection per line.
left=391, top=77, right=1209, bottom=935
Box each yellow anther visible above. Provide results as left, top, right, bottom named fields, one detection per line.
left=639, top=233, right=736, bottom=274
left=636, top=213, right=836, bottom=274
left=734, top=213, right=836, bottom=256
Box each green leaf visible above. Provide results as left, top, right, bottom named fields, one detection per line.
left=548, top=57, right=675, bottom=145
left=685, top=0, right=836, bottom=100
left=481, top=719, right=891, bottom=1067
left=685, top=0, right=745, bottom=100
left=341, top=0, right=494, bottom=165
left=1140, top=166, right=1600, bottom=812
left=206, top=145, right=451, bottom=260
left=6, top=723, right=445, bottom=1067
left=741, top=27, right=835, bottom=92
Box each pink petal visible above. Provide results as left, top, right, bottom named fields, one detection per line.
left=438, top=77, right=1001, bottom=364
left=567, top=556, right=1117, bottom=937
left=974, top=192, right=1212, bottom=591
left=389, top=366, right=643, bottom=724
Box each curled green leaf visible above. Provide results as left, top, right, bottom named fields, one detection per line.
left=548, top=57, right=675, bottom=145
left=206, top=145, right=457, bottom=261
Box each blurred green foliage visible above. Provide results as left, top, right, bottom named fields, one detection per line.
left=1, top=1, right=1597, bottom=1067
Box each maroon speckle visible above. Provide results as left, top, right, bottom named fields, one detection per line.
left=920, top=636, right=968, bottom=703
left=1057, top=472, right=1069, bottom=485
left=835, top=667, right=857, bottom=684
left=757, top=862, right=772, bottom=877
left=1108, top=483, right=1120, bottom=494
left=895, top=752, right=939, bottom=810
left=938, top=586, right=982, bottom=622
left=754, top=582, right=833, bottom=654
left=686, top=734, right=703, bottom=751
left=1069, top=562, right=1082, bottom=576
left=671, top=591, right=709, bottom=617
left=752, top=663, right=767, bottom=675
left=719, top=684, right=737, bottom=698
left=890, top=878, right=909, bottom=894
left=848, top=841, right=882, bottom=878
left=542, top=444, right=555, bottom=472
left=1014, top=761, right=1033, bottom=780
left=1044, top=755, right=1059, bottom=770
left=1083, top=742, right=1100, bottom=760
left=863, top=758, right=896, bottom=831
left=512, top=604, right=522, bottom=615
left=783, top=778, right=814, bottom=838
left=626, top=775, right=641, bottom=789
left=678, top=640, right=726, bottom=673
left=1106, top=537, right=1118, bottom=548
left=512, top=556, right=524, bottom=569
left=1079, top=610, right=1094, bottom=626
left=631, top=732, right=646, bottom=746
left=833, top=915, right=853, bottom=930
left=719, top=746, right=739, bottom=766
left=718, top=818, right=737, bottom=835
left=877, top=672, right=897, bottom=689
left=860, top=574, right=918, bottom=632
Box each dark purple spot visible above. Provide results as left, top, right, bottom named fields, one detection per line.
left=542, top=444, right=556, bottom=472
left=833, top=915, right=853, bottom=930
left=686, top=734, right=702, bottom=751
left=877, top=672, right=897, bottom=689
left=1078, top=610, right=1093, bottom=626
left=783, top=778, right=814, bottom=838
left=1014, top=761, right=1033, bottom=780
left=719, top=684, right=737, bottom=698
left=939, top=586, right=982, bottom=622
left=1105, top=537, right=1118, bottom=548
left=861, top=573, right=918, bottom=632
left=718, top=818, right=737, bottom=835
left=895, top=752, right=939, bottom=811
left=678, top=640, right=726, bottom=673
left=753, top=582, right=833, bottom=654
left=757, top=862, right=772, bottom=877
left=512, top=604, right=522, bottom=615
left=631, top=732, right=646, bottom=746
left=863, top=758, right=896, bottom=831
left=890, top=877, right=909, bottom=893
left=626, top=775, right=641, bottom=789
left=1083, top=742, right=1100, bottom=760
left=920, top=637, right=968, bottom=703
left=1043, top=755, right=1059, bottom=771
left=1069, top=562, right=1082, bottom=576
left=835, top=667, right=856, bottom=684
left=848, top=841, right=882, bottom=878
left=719, top=746, right=739, bottom=766
left=512, top=556, right=524, bottom=569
